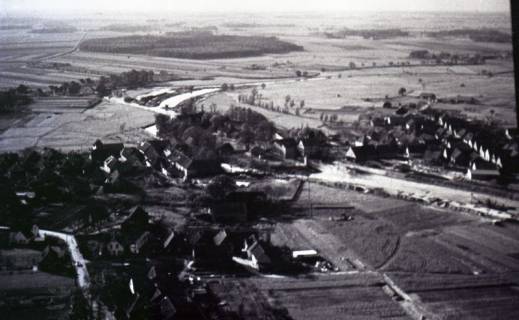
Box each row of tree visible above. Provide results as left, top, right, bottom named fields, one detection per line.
left=0, top=85, right=33, bottom=113
left=237, top=89, right=306, bottom=117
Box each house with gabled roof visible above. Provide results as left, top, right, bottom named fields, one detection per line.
left=273, top=138, right=299, bottom=160
left=138, top=140, right=172, bottom=171
left=189, top=229, right=234, bottom=266
left=122, top=207, right=149, bottom=234
left=235, top=234, right=271, bottom=271
left=90, top=140, right=124, bottom=164
left=167, top=149, right=221, bottom=181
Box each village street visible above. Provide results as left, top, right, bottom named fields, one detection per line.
left=39, top=229, right=90, bottom=290
left=311, top=162, right=519, bottom=219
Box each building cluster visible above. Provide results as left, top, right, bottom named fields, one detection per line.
left=347, top=107, right=519, bottom=181
left=0, top=224, right=75, bottom=313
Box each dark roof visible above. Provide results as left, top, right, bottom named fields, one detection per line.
left=395, top=107, right=408, bottom=115
left=348, top=145, right=404, bottom=161
left=168, top=150, right=193, bottom=169
left=250, top=146, right=265, bottom=157
left=217, top=143, right=234, bottom=153
left=274, top=138, right=298, bottom=148
left=248, top=241, right=271, bottom=264
left=91, top=141, right=124, bottom=163
left=160, top=296, right=176, bottom=320
left=121, top=147, right=145, bottom=163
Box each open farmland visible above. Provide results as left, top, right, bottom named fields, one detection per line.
left=29, top=96, right=101, bottom=113
left=286, top=181, right=519, bottom=275
left=386, top=272, right=519, bottom=320
left=200, top=92, right=332, bottom=133
left=0, top=100, right=155, bottom=152
left=246, top=273, right=411, bottom=320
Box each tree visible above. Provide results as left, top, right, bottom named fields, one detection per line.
left=207, top=175, right=236, bottom=200
left=398, top=87, right=407, bottom=96
left=239, top=124, right=255, bottom=149
left=95, top=82, right=110, bottom=97
left=155, top=114, right=171, bottom=135
left=295, top=70, right=302, bottom=77
left=285, top=95, right=291, bottom=104
left=255, top=121, right=275, bottom=142
left=221, top=83, right=229, bottom=91
left=300, top=100, right=305, bottom=108
left=16, top=84, right=29, bottom=94
left=261, top=83, right=266, bottom=89
left=69, top=81, right=81, bottom=95
left=349, top=62, right=356, bottom=69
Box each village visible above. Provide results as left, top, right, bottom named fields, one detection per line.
left=2, top=79, right=519, bottom=319
left=1, top=4, right=519, bottom=319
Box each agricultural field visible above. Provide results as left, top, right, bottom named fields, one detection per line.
left=284, top=181, right=519, bottom=275
left=29, top=96, right=101, bottom=113
left=387, top=272, right=519, bottom=319
left=0, top=100, right=155, bottom=152
left=244, top=273, right=411, bottom=320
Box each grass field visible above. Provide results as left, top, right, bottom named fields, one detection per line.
left=0, top=100, right=155, bottom=152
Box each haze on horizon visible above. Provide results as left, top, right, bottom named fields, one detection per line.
left=0, top=0, right=511, bottom=15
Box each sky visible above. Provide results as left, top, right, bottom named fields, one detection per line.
left=0, top=0, right=511, bottom=14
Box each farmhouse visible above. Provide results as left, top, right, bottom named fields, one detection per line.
left=90, top=140, right=124, bottom=164
left=121, top=206, right=150, bottom=234
left=297, top=138, right=329, bottom=159
left=167, top=149, right=221, bottom=180
left=138, top=140, right=172, bottom=170
left=8, top=224, right=41, bottom=245
left=241, top=235, right=271, bottom=271
left=189, top=229, right=234, bottom=266
left=128, top=231, right=150, bottom=254
left=106, top=238, right=125, bottom=256
left=273, top=138, right=299, bottom=160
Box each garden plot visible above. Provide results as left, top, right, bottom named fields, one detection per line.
left=373, top=204, right=475, bottom=233
left=433, top=225, right=519, bottom=273
left=380, top=236, right=473, bottom=274
left=248, top=274, right=410, bottom=320
left=386, top=272, right=519, bottom=320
